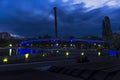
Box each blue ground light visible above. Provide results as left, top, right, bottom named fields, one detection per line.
left=18, top=48, right=31, bottom=55
left=109, top=51, right=117, bottom=56
left=18, top=48, right=43, bottom=55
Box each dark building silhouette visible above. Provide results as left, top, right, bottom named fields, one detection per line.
left=102, top=16, right=113, bottom=41
left=0, top=32, right=11, bottom=39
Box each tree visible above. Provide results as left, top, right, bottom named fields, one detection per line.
left=43, top=35, right=52, bottom=39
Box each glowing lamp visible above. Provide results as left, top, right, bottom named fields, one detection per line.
left=42, top=53, right=46, bottom=57
left=94, top=43, right=96, bottom=46
left=56, top=50, right=59, bottom=53
left=56, top=43, right=59, bottom=46
left=81, top=52, right=84, bottom=56
left=3, top=57, right=8, bottom=63
left=25, top=54, right=29, bottom=59
left=66, top=52, right=69, bottom=56
left=98, top=52, right=101, bottom=56
left=98, top=44, right=101, bottom=47
left=70, top=44, right=73, bottom=47
left=9, top=44, right=12, bottom=47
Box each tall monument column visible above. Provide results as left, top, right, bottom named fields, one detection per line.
left=54, top=7, right=58, bottom=39
left=102, top=16, right=113, bottom=41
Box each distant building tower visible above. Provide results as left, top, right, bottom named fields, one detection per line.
left=102, top=16, right=113, bottom=41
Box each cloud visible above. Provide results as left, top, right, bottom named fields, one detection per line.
left=0, top=0, right=120, bottom=38
left=49, top=0, right=56, bottom=3
left=10, top=33, right=24, bottom=38
left=66, top=0, right=120, bottom=11
left=62, top=0, right=69, bottom=3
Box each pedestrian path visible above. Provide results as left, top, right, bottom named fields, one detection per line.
left=48, top=57, right=120, bottom=80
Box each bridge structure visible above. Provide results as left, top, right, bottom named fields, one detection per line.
left=19, top=39, right=105, bottom=47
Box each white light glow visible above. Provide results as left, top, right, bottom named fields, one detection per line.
left=56, top=43, right=59, bottom=46
left=70, top=44, right=73, bottom=47
left=98, top=44, right=101, bottom=47
left=9, top=44, right=12, bottom=47
left=9, top=49, right=12, bottom=56
left=81, top=52, right=84, bottom=56
left=56, top=50, right=59, bottom=53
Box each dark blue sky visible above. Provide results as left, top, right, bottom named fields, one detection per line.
left=0, top=0, right=120, bottom=38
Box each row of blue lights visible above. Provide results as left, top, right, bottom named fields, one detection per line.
left=19, top=39, right=106, bottom=46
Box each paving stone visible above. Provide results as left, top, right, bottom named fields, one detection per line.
left=48, top=66, right=57, bottom=72
left=103, top=66, right=120, bottom=72
left=54, top=67, right=64, bottom=73
left=105, top=72, right=117, bottom=80
left=71, top=69, right=84, bottom=77
left=112, top=72, right=120, bottom=80
left=90, top=71, right=109, bottom=80
left=80, top=70, right=96, bottom=79
left=65, top=69, right=77, bottom=75
left=59, top=68, right=70, bottom=74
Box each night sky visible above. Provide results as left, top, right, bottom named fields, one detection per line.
left=0, top=0, right=120, bottom=38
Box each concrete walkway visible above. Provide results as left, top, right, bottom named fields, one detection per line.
left=48, top=56, right=120, bottom=80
